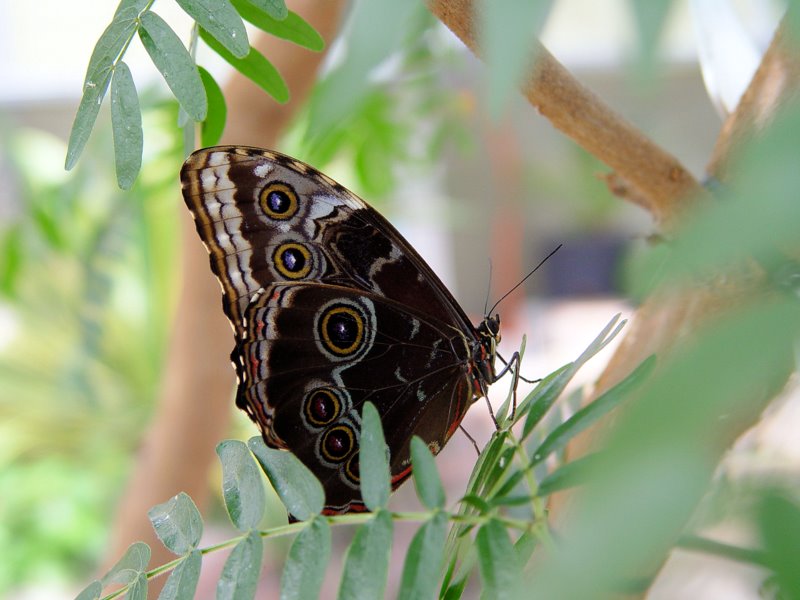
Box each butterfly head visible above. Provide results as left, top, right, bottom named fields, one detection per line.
left=472, top=314, right=501, bottom=390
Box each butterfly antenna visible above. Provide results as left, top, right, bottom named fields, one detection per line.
left=483, top=258, right=493, bottom=316
left=486, top=244, right=562, bottom=316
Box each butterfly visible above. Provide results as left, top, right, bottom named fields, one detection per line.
left=181, top=146, right=516, bottom=515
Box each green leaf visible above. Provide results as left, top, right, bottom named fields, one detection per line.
left=520, top=314, right=626, bottom=438
left=231, top=0, right=323, bottom=51
left=65, top=3, right=141, bottom=170
left=217, top=440, right=266, bottom=530
left=476, top=519, right=521, bottom=600
left=65, top=69, right=113, bottom=171
left=537, top=452, right=601, bottom=497
left=280, top=516, right=331, bottom=600
left=397, top=512, right=448, bottom=600
left=148, top=492, right=204, bottom=555
left=513, top=530, right=537, bottom=566
left=102, top=542, right=151, bottom=586
left=0, top=225, right=22, bottom=296
left=74, top=580, right=102, bottom=600
left=248, top=436, right=325, bottom=521
left=518, top=365, right=574, bottom=437
left=127, top=572, right=148, bottom=600
left=531, top=355, right=656, bottom=466
left=360, top=401, right=390, bottom=511
left=84, top=4, right=139, bottom=88
left=139, top=10, right=207, bottom=121
left=759, top=492, right=800, bottom=597
left=410, top=436, right=445, bottom=510
left=199, top=27, right=289, bottom=103
left=629, top=1, right=674, bottom=66
left=478, top=0, right=553, bottom=117
left=110, top=61, right=143, bottom=189
left=158, top=550, right=202, bottom=600
left=176, top=0, right=249, bottom=57
left=199, top=66, right=227, bottom=146
left=217, top=530, right=264, bottom=600
left=245, top=0, right=288, bottom=20
left=338, top=510, right=393, bottom=600
left=307, top=0, right=419, bottom=136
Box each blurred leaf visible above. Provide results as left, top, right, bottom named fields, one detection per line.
left=397, top=512, right=448, bottom=600
left=139, top=11, right=207, bottom=121
left=628, top=109, right=800, bottom=298
left=249, top=436, right=324, bottom=521
left=74, top=580, right=102, bottom=600
left=629, top=0, right=675, bottom=70
left=217, top=530, right=263, bottom=600
left=476, top=519, right=521, bottom=600
left=537, top=452, right=602, bottom=497
left=217, top=440, right=266, bottom=530
left=245, top=0, right=288, bottom=20
left=280, top=516, right=331, bottom=600
left=478, top=0, right=552, bottom=117
left=0, top=225, right=22, bottom=296
left=231, top=0, right=323, bottom=51
left=101, top=542, right=151, bottom=586
left=410, top=436, right=445, bottom=510
left=360, top=401, right=390, bottom=511
left=758, top=491, right=800, bottom=598
left=200, top=28, right=289, bottom=103
left=529, top=299, right=800, bottom=597
left=514, top=530, right=537, bottom=566
left=157, top=550, right=202, bottom=600
left=110, top=61, right=143, bottom=189
left=307, top=0, right=420, bottom=137
left=199, top=66, right=227, bottom=146
left=338, top=510, right=393, bottom=600
left=530, top=355, right=656, bottom=466
left=148, top=492, right=203, bottom=555
left=176, top=0, right=249, bottom=57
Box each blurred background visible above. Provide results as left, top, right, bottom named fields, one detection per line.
left=0, top=0, right=796, bottom=598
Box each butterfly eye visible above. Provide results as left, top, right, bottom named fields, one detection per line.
left=320, top=424, right=355, bottom=462
left=304, top=387, right=342, bottom=427
left=259, top=182, right=298, bottom=220
left=273, top=242, right=312, bottom=279
left=319, top=305, right=364, bottom=356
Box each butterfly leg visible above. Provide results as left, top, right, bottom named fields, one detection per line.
left=493, top=351, right=522, bottom=423
left=459, top=424, right=482, bottom=456
left=496, top=350, right=540, bottom=385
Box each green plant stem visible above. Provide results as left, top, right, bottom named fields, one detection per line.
left=677, top=534, right=770, bottom=567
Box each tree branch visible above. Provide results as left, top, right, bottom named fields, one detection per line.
left=426, top=0, right=707, bottom=230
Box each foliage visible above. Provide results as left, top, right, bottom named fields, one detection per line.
left=0, top=97, right=184, bottom=592
left=73, top=315, right=646, bottom=600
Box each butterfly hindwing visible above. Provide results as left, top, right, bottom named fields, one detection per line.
left=236, top=282, right=474, bottom=512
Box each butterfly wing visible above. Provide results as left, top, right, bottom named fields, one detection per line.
left=180, top=146, right=475, bottom=338
left=237, top=282, right=474, bottom=513
left=181, top=146, right=486, bottom=512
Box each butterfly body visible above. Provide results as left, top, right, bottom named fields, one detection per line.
left=181, top=146, right=500, bottom=513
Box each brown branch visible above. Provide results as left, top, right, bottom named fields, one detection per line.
left=426, top=0, right=707, bottom=230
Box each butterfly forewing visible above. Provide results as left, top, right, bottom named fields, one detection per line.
left=181, top=146, right=498, bottom=513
